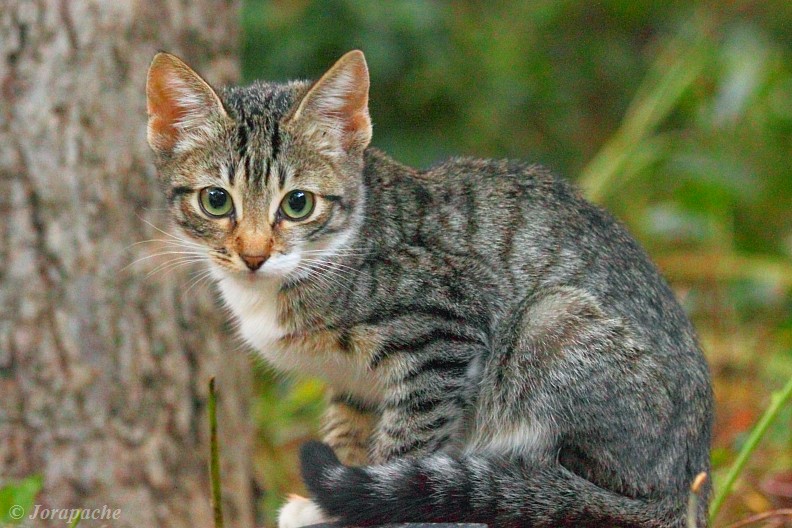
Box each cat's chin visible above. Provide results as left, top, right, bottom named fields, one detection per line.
left=234, top=270, right=284, bottom=284
left=210, top=265, right=284, bottom=286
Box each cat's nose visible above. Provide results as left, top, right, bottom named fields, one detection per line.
left=240, top=254, right=268, bottom=271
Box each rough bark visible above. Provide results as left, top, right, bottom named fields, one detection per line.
left=0, top=2, right=254, bottom=527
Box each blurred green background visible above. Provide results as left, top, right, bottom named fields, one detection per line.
left=241, top=1, right=792, bottom=525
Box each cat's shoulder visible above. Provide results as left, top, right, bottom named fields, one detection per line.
left=421, top=156, right=584, bottom=202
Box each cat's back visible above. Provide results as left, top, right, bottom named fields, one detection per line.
left=367, top=151, right=703, bottom=362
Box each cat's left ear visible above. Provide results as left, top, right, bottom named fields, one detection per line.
left=286, top=50, right=372, bottom=156
left=146, top=52, right=229, bottom=155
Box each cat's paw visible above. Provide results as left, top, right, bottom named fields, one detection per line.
left=278, top=494, right=329, bottom=528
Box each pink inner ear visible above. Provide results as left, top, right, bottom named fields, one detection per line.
left=286, top=51, right=373, bottom=153
left=322, top=71, right=370, bottom=150
left=345, top=110, right=369, bottom=142
left=147, top=65, right=190, bottom=152
left=340, top=61, right=369, bottom=128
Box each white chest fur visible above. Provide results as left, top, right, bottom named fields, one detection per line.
left=216, top=274, right=383, bottom=404
left=217, top=275, right=286, bottom=346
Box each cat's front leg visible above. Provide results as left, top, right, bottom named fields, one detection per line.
left=279, top=393, right=376, bottom=528
left=321, top=392, right=378, bottom=466
left=369, top=338, right=481, bottom=463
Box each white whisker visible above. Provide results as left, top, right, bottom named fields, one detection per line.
left=300, top=248, right=368, bottom=254
left=298, top=259, right=356, bottom=294
left=122, top=250, right=207, bottom=271
left=309, top=259, right=360, bottom=274
left=127, top=238, right=205, bottom=251
left=143, top=257, right=206, bottom=280
left=185, top=267, right=216, bottom=294
left=137, top=216, right=204, bottom=247
left=300, top=258, right=359, bottom=278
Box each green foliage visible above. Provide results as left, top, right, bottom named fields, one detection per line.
left=250, top=368, right=324, bottom=522
left=242, top=1, right=792, bottom=525
left=0, top=475, right=42, bottom=525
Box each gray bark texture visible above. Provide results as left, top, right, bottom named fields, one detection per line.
left=0, top=2, right=255, bottom=527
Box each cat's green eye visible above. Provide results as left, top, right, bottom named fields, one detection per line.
left=280, top=190, right=315, bottom=221
left=199, top=187, right=234, bottom=218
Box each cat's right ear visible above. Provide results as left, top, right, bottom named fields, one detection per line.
left=146, top=52, right=228, bottom=154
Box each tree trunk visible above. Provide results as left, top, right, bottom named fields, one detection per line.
left=0, top=2, right=254, bottom=527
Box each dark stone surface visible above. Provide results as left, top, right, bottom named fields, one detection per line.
left=307, top=525, right=487, bottom=528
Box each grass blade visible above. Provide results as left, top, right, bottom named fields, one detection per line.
left=710, top=375, right=792, bottom=522
left=579, top=17, right=710, bottom=202
left=68, top=510, right=82, bottom=528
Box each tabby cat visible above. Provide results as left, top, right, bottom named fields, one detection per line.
left=146, top=50, right=713, bottom=528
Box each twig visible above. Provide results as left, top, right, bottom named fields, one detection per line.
left=209, top=377, right=224, bottom=528
left=687, top=472, right=707, bottom=528
left=722, top=509, right=792, bottom=528
left=710, top=375, right=792, bottom=522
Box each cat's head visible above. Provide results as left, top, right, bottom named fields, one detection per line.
left=145, top=51, right=371, bottom=282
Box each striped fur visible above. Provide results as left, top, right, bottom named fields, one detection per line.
left=147, top=51, right=713, bottom=528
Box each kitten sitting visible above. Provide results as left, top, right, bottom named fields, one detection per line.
left=146, top=50, right=713, bottom=528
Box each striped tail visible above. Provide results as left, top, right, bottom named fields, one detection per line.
left=300, top=441, right=694, bottom=528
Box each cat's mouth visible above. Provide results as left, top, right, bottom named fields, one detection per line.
left=214, top=251, right=302, bottom=281
left=230, top=264, right=279, bottom=279
left=216, top=265, right=281, bottom=288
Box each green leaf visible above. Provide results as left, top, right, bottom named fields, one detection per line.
left=0, top=475, right=43, bottom=525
